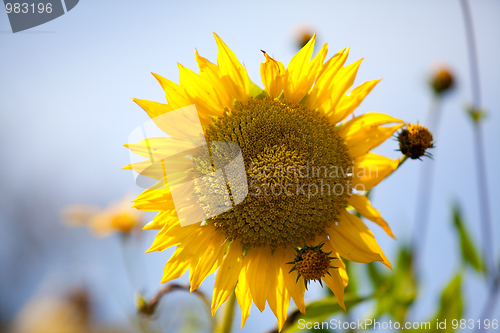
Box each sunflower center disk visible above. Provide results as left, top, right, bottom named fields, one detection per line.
left=202, top=97, right=353, bottom=249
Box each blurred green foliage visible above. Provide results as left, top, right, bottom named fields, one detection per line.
left=452, top=202, right=485, bottom=274
left=368, top=246, right=417, bottom=323
left=277, top=201, right=490, bottom=332
left=281, top=294, right=366, bottom=333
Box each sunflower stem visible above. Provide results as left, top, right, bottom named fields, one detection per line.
left=396, top=154, right=408, bottom=170
left=220, top=290, right=236, bottom=333
left=411, top=93, right=442, bottom=274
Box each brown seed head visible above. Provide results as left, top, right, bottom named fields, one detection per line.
left=398, top=124, right=434, bottom=159
left=431, top=67, right=454, bottom=94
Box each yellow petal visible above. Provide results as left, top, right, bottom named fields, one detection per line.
left=132, top=98, right=204, bottom=138
left=306, top=47, right=349, bottom=110
left=329, top=58, right=362, bottom=109
left=143, top=210, right=178, bottom=230
left=151, top=73, right=191, bottom=109
left=213, top=33, right=250, bottom=103
left=177, top=63, right=226, bottom=119
left=124, top=137, right=196, bottom=161
left=211, top=241, right=243, bottom=316
left=235, top=263, right=253, bottom=328
left=348, top=194, right=395, bottom=238
left=328, top=79, right=381, bottom=124
left=260, top=51, right=286, bottom=98
left=133, top=98, right=174, bottom=119
left=244, top=248, right=270, bottom=312
left=284, top=35, right=328, bottom=103
left=327, top=210, right=391, bottom=269
left=160, top=247, right=191, bottom=283
left=195, top=49, right=235, bottom=109
left=321, top=241, right=348, bottom=310
left=146, top=222, right=200, bottom=253
left=345, top=124, right=404, bottom=158
left=340, top=112, right=404, bottom=139
left=132, top=188, right=176, bottom=212
left=189, top=227, right=226, bottom=291
left=160, top=224, right=219, bottom=284
left=280, top=248, right=306, bottom=313
left=267, top=250, right=291, bottom=331
left=352, top=152, right=400, bottom=191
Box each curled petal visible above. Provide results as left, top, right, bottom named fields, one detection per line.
left=327, top=210, right=392, bottom=269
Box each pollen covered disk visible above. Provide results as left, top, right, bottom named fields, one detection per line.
left=199, top=97, right=353, bottom=249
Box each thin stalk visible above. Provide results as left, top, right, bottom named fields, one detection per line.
left=120, top=233, right=145, bottom=291
left=459, top=0, right=499, bottom=330
left=459, top=0, right=496, bottom=283
left=411, top=94, right=442, bottom=273
left=460, top=0, right=481, bottom=108
left=476, top=277, right=500, bottom=333
left=472, top=124, right=496, bottom=281
left=220, top=290, right=237, bottom=333
left=396, top=154, right=408, bottom=170
left=138, top=284, right=214, bottom=332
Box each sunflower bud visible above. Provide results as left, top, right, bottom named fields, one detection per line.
left=293, top=25, right=315, bottom=49
left=430, top=66, right=455, bottom=95
left=398, top=124, right=434, bottom=159
left=287, top=242, right=337, bottom=289
left=135, top=291, right=155, bottom=315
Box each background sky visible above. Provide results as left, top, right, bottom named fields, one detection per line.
left=1, top=0, right=499, bottom=332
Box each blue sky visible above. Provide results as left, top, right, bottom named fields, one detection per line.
left=1, top=0, right=499, bottom=332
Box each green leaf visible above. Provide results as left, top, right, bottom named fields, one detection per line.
left=452, top=203, right=485, bottom=273
left=248, top=80, right=268, bottom=100
left=281, top=294, right=366, bottom=333
left=410, top=273, right=464, bottom=332
left=343, top=261, right=358, bottom=295
left=406, top=273, right=463, bottom=332
left=369, top=246, right=417, bottom=323
left=367, top=262, right=386, bottom=287
left=467, top=106, right=487, bottom=124
left=434, top=274, right=463, bottom=328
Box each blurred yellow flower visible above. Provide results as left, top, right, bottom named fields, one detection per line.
left=10, top=288, right=91, bottom=333
left=11, top=287, right=129, bottom=333
left=61, top=194, right=142, bottom=236
left=126, top=34, right=403, bottom=330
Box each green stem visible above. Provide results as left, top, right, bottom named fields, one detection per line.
left=220, top=290, right=236, bottom=333
left=411, top=94, right=442, bottom=275
left=459, top=0, right=499, bottom=331
left=396, top=154, right=408, bottom=170
left=459, top=0, right=496, bottom=283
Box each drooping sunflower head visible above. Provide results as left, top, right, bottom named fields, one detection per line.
left=126, top=33, right=404, bottom=331
left=398, top=123, right=434, bottom=159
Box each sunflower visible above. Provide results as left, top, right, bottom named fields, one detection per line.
left=125, top=33, right=403, bottom=330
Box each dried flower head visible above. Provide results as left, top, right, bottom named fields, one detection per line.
left=398, top=124, right=434, bottom=159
